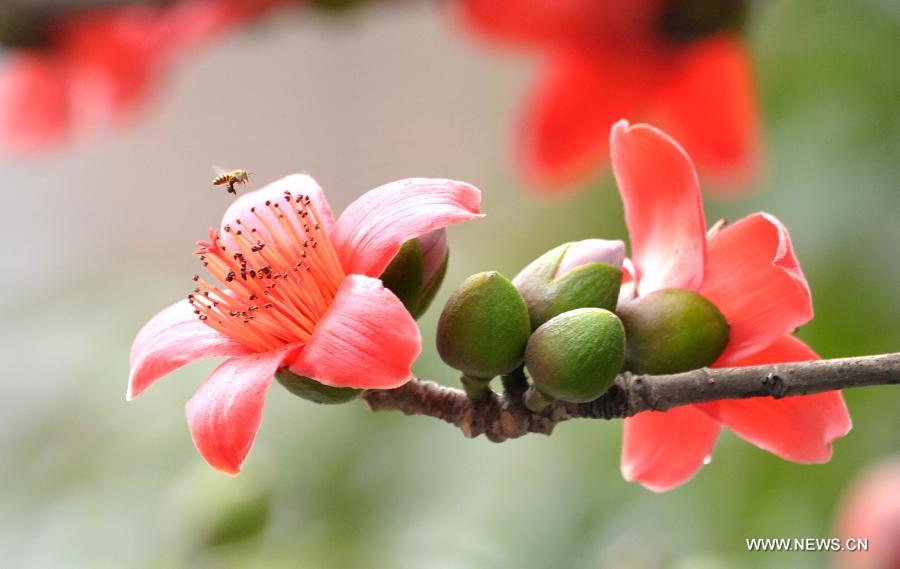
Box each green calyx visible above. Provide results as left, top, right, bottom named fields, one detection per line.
left=275, top=370, right=362, bottom=405
left=436, top=271, right=532, bottom=379
left=380, top=237, right=449, bottom=319
left=513, top=243, right=622, bottom=331
left=618, top=288, right=730, bottom=375
left=525, top=308, right=626, bottom=403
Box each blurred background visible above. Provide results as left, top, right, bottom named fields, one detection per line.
left=1, top=0, right=899, bottom=567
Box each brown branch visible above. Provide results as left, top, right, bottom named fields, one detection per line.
left=361, top=353, right=900, bottom=442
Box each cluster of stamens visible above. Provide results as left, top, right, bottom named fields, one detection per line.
left=188, top=192, right=346, bottom=352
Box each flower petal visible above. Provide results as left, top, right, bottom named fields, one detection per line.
left=219, top=174, right=336, bottom=252
left=329, top=179, right=482, bottom=278
left=622, top=405, right=720, bottom=492
left=128, top=300, right=253, bottom=400
left=0, top=55, right=70, bottom=153
left=520, top=49, right=663, bottom=190
left=287, top=275, right=420, bottom=389
left=650, top=34, right=759, bottom=191
left=701, top=213, right=813, bottom=363
left=185, top=346, right=296, bottom=475
left=610, top=120, right=706, bottom=294
left=698, top=335, right=851, bottom=463
left=457, top=0, right=660, bottom=46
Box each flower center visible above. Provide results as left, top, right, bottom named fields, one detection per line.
left=659, top=0, right=746, bottom=43
left=189, top=192, right=346, bottom=352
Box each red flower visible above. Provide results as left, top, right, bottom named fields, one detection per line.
left=0, top=0, right=291, bottom=153
left=834, top=456, right=900, bottom=569
left=128, top=175, right=482, bottom=474
left=611, top=120, right=849, bottom=491
left=457, top=0, right=760, bottom=194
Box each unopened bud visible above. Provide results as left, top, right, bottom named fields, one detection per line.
left=380, top=229, right=449, bottom=319
left=513, top=240, right=624, bottom=330
left=436, top=271, right=531, bottom=379
left=276, top=370, right=361, bottom=404
left=525, top=308, right=625, bottom=403
left=618, top=288, right=729, bottom=374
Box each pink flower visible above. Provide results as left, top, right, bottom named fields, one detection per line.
left=0, top=0, right=291, bottom=153
left=457, top=0, right=759, bottom=195
left=611, top=120, right=850, bottom=492
left=834, top=456, right=900, bottom=569
left=128, top=175, right=482, bottom=474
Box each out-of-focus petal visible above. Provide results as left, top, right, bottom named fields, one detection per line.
left=521, top=50, right=663, bottom=191
left=330, top=178, right=482, bottom=278
left=698, top=335, right=851, bottom=463
left=701, top=213, right=813, bottom=363
left=610, top=120, right=706, bottom=294
left=834, top=456, right=900, bottom=569
left=651, top=34, right=759, bottom=191
left=621, top=405, right=720, bottom=492
left=287, top=275, right=420, bottom=389
left=219, top=174, right=336, bottom=252
left=128, top=300, right=253, bottom=400
left=0, top=55, right=70, bottom=153
left=185, top=346, right=296, bottom=475
left=457, top=0, right=661, bottom=47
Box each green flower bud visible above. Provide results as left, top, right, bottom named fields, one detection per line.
left=276, top=370, right=361, bottom=404
left=436, top=271, right=531, bottom=379
left=513, top=239, right=624, bottom=330
left=618, top=288, right=730, bottom=375
left=380, top=229, right=449, bottom=319
left=525, top=308, right=626, bottom=403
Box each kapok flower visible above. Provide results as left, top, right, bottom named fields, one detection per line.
left=0, top=0, right=292, bottom=153
left=833, top=456, right=900, bottom=569
left=128, top=175, right=482, bottom=474
left=456, top=0, right=759, bottom=195
left=610, top=120, right=850, bottom=492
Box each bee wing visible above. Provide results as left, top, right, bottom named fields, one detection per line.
left=212, top=164, right=229, bottom=176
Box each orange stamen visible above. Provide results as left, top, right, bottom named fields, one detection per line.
left=191, top=193, right=347, bottom=350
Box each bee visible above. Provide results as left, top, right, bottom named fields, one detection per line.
left=212, top=169, right=250, bottom=195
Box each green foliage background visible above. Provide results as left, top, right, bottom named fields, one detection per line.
left=1, top=1, right=897, bottom=567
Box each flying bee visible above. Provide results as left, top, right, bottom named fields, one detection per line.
left=212, top=169, right=250, bottom=195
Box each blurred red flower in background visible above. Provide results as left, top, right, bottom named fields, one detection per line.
left=457, top=0, right=760, bottom=195
left=611, top=121, right=849, bottom=491
left=0, top=0, right=292, bottom=154
left=834, top=456, right=900, bottom=569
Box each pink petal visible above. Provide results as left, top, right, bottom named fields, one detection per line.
left=834, top=457, right=900, bottom=569
left=185, top=346, right=297, bottom=475
left=520, top=49, right=663, bottom=191
left=555, top=238, right=625, bottom=278
left=128, top=300, right=253, bottom=400
left=701, top=213, right=813, bottom=363
left=610, top=120, right=706, bottom=294
left=329, top=179, right=482, bottom=278
left=287, top=275, right=421, bottom=389
left=698, top=335, right=851, bottom=463
left=219, top=174, right=336, bottom=252
left=621, top=404, right=720, bottom=492
left=0, top=55, right=70, bottom=153
left=650, top=34, right=760, bottom=192
left=457, top=0, right=660, bottom=47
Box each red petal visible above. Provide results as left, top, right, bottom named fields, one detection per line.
left=219, top=174, right=336, bottom=252
left=128, top=300, right=253, bottom=400
left=0, top=55, right=70, bottom=153
left=650, top=34, right=760, bottom=191
left=621, top=405, right=720, bottom=492
left=287, top=275, right=420, bottom=389
left=834, top=457, right=900, bottom=569
left=521, top=49, right=663, bottom=190
left=701, top=213, right=812, bottom=363
left=457, top=0, right=661, bottom=46
left=185, top=346, right=296, bottom=475
left=698, top=335, right=851, bottom=463
left=330, top=179, right=482, bottom=278
left=610, top=120, right=706, bottom=294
